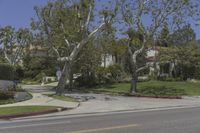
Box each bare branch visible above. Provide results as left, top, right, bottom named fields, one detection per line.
left=136, top=0, right=146, bottom=34
left=52, top=46, right=60, bottom=58
left=57, top=56, right=71, bottom=62
left=57, top=22, right=105, bottom=62
left=132, top=42, right=145, bottom=62
left=60, top=23, right=71, bottom=47
left=85, top=4, right=92, bottom=30
left=70, top=22, right=105, bottom=61
left=64, top=38, right=70, bottom=47
left=3, top=50, right=12, bottom=64
left=136, top=64, right=149, bottom=73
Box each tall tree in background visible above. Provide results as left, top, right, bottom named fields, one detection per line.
left=0, top=26, right=32, bottom=65
left=32, top=0, right=118, bottom=94
left=158, top=24, right=170, bottom=47
left=120, top=0, right=200, bottom=94
left=170, top=24, right=196, bottom=45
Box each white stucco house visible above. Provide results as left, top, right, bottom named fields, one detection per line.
left=102, top=47, right=174, bottom=77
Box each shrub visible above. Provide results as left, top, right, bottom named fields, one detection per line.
left=34, top=72, right=46, bottom=82
left=96, top=67, right=111, bottom=84
left=23, top=56, right=56, bottom=80
left=0, top=64, right=14, bottom=80
left=0, top=91, right=15, bottom=100
left=96, top=65, right=125, bottom=84
left=107, top=64, right=124, bottom=82
left=14, top=65, right=24, bottom=80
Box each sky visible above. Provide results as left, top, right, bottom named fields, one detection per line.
left=0, top=0, right=48, bottom=28
left=0, top=0, right=200, bottom=39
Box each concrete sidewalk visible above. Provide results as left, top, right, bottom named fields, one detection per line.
left=59, top=94, right=200, bottom=114
left=23, top=93, right=200, bottom=119
left=5, top=84, right=200, bottom=119
left=0, top=93, right=79, bottom=108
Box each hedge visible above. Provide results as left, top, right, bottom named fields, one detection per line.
left=0, top=91, right=14, bottom=100
left=0, top=64, right=14, bottom=80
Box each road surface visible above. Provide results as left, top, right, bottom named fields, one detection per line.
left=0, top=107, right=200, bottom=133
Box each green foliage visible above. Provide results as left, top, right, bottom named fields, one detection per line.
left=14, top=65, right=24, bottom=80
left=107, top=64, right=124, bottom=81
left=170, top=24, right=196, bottom=45
left=0, top=91, right=14, bottom=100
left=0, top=26, right=32, bottom=65
left=74, top=42, right=102, bottom=87
left=0, top=64, right=14, bottom=80
left=158, top=24, right=171, bottom=47
left=0, top=64, right=25, bottom=81
left=23, top=56, right=56, bottom=81
left=96, top=65, right=125, bottom=84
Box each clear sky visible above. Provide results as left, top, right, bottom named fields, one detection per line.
left=0, top=0, right=200, bottom=39
left=0, top=0, right=48, bottom=28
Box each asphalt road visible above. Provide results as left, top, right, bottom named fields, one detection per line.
left=1, top=107, right=200, bottom=133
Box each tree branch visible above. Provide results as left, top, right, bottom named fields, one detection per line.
left=52, top=46, right=60, bottom=58
left=132, top=42, right=145, bottom=63
left=85, top=4, right=92, bottom=30
left=3, top=50, right=12, bottom=65
left=60, top=23, right=71, bottom=47
left=57, top=56, right=71, bottom=62
left=58, top=22, right=105, bottom=62
left=136, top=64, right=149, bottom=73
left=70, top=22, right=105, bottom=61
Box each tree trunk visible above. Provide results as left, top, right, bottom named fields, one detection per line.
left=129, top=59, right=138, bottom=94
left=56, top=62, right=71, bottom=95
left=69, top=70, right=73, bottom=91
left=130, top=69, right=138, bottom=94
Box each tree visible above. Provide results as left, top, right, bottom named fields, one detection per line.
left=158, top=24, right=170, bottom=47
left=120, top=0, right=200, bottom=94
left=0, top=26, right=32, bottom=65
left=74, top=41, right=102, bottom=87
left=170, top=24, right=196, bottom=45
left=32, top=0, right=118, bottom=94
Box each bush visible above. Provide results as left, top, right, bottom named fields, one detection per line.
left=107, top=64, right=124, bottom=82
left=0, top=64, right=14, bottom=80
left=0, top=91, right=14, bottom=100
left=95, top=65, right=125, bottom=84
left=23, top=56, right=56, bottom=80
left=14, top=65, right=24, bottom=80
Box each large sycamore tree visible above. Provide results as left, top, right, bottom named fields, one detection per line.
left=32, top=0, right=118, bottom=94
left=119, top=0, right=200, bottom=94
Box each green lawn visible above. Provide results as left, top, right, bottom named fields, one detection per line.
left=0, top=106, right=60, bottom=116
left=45, top=94, right=77, bottom=102
left=85, top=81, right=200, bottom=96
left=21, top=79, right=41, bottom=85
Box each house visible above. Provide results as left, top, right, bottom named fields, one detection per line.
left=102, top=46, right=175, bottom=77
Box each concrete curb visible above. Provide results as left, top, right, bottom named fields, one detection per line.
left=133, top=95, right=182, bottom=99
left=125, top=94, right=182, bottom=99
left=0, top=107, right=72, bottom=120
left=13, top=104, right=200, bottom=122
